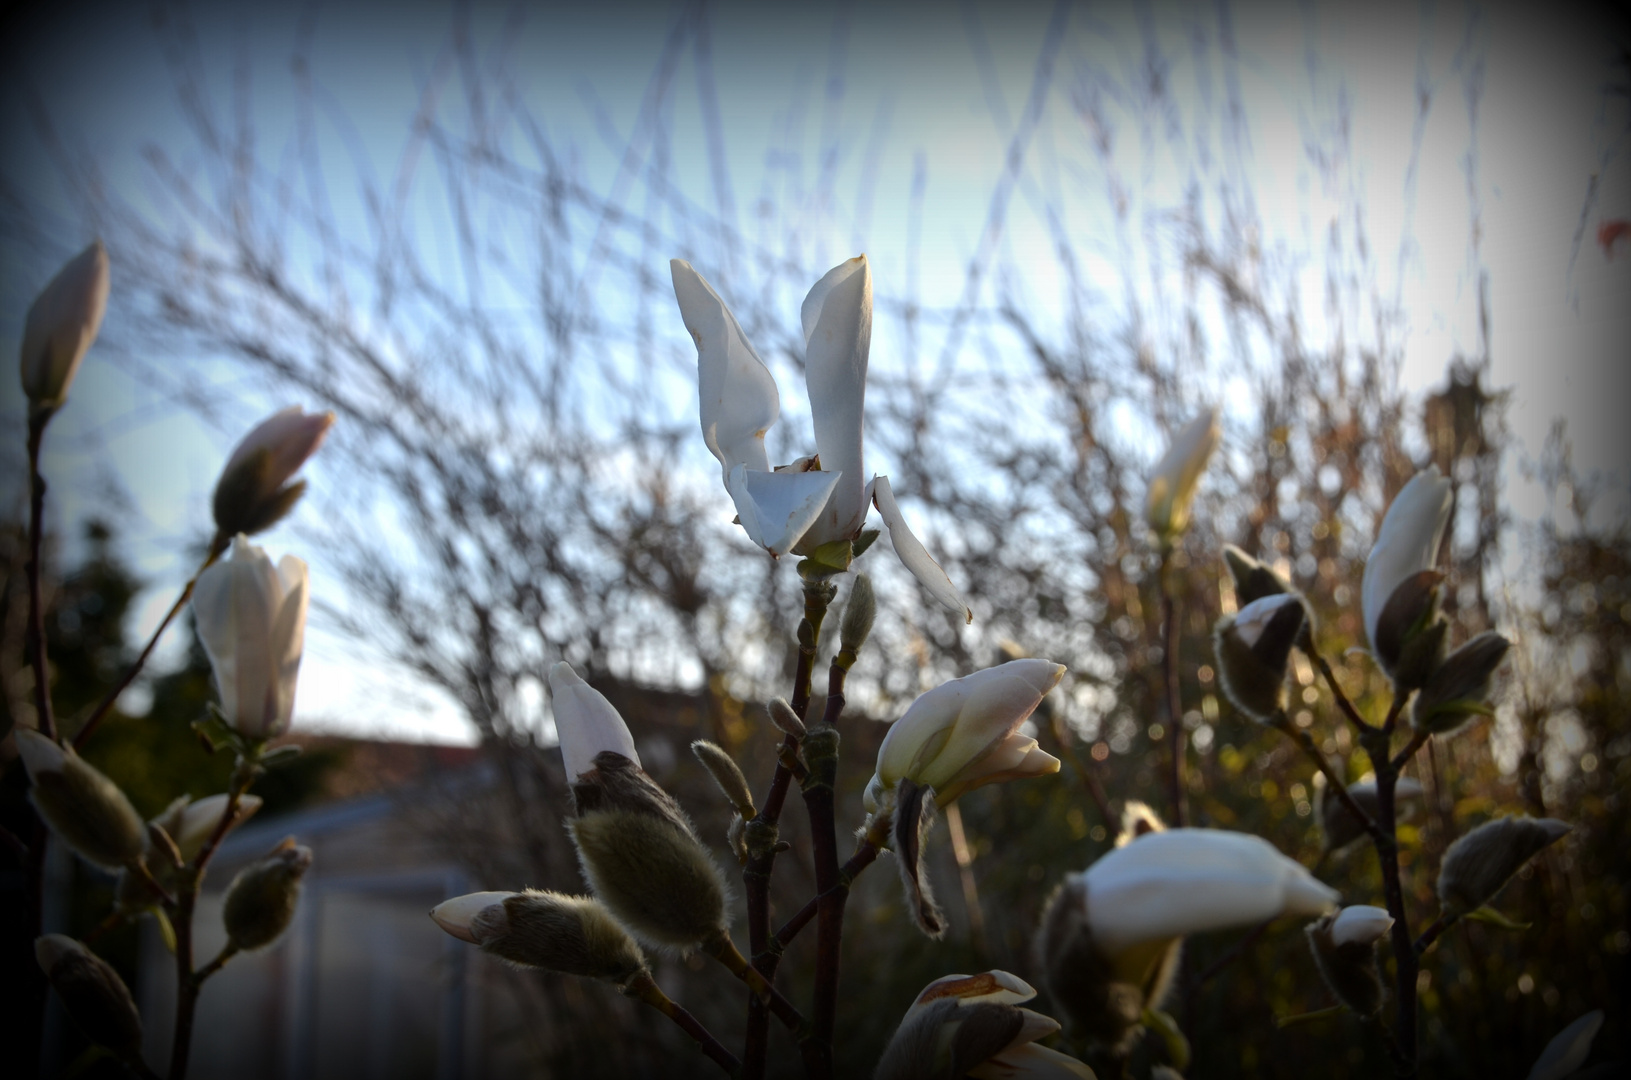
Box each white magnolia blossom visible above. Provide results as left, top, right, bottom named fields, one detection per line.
left=896, top=971, right=1094, bottom=1080
left=193, top=535, right=309, bottom=740
left=1329, top=904, right=1394, bottom=946
left=20, top=241, right=110, bottom=407
left=864, top=659, right=1065, bottom=815
left=671, top=257, right=970, bottom=621
left=430, top=891, right=518, bottom=944
left=1232, top=593, right=1303, bottom=648
left=1144, top=409, right=1220, bottom=539
left=548, top=662, right=641, bottom=781
left=1361, top=467, right=1453, bottom=649
left=1079, top=828, right=1339, bottom=957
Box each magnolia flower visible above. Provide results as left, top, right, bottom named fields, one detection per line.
left=548, top=662, right=641, bottom=782
left=1329, top=904, right=1394, bottom=946
left=193, top=535, right=309, bottom=740
left=875, top=971, right=1094, bottom=1080
left=671, top=257, right=970, bottom=621
left=1077, top=828, right=1338, bottom=957
left=1145, top=409, right=1220, bottom=540
left=1361, top=467, right=1452, bottom=651
left=20, top=241, right=110, bottom=408
left=863, top=659, right=1065, bottom=817
left=212, top=406, right=335, bottom=537
left=431, top=889, right=648, bottom=984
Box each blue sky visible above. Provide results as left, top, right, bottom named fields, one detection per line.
left=3, top=0, right=1627, bottom=743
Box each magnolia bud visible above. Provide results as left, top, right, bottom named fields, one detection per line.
left=875, top=971, right=1092, bottom=1080
left=192, top=536, right=309, bottom=741
left=212, top=407, right=334, bottom=537
left=839, top=573, right=876, bottom=658
left=35, top=935, right=142, bottom=1057
left=1362, top=468, right=1452, bottom=669
left=1371, top=571, right=1450, bottom=690
left=1528, top=1010, right=1605, bottom=1080
left=768, top=697, right=807, bottom=738
left=1145, top=409, right=1220, bottom=540
left=569, top=808, right=728, bottom=952
left=20, top=241, right=110, bottom=408
left=1213, top=594, right=1306, bottom=721
left=1412, top=632, right=1510, bottom=735
left=222, top=837, right=313, bottom=950
left=120, top=793, right=265, bottom=911
left=15, top=728, right=145, bottom=871
left=432, top=890, right=648, bottom=985
left=690, top=740, right=755, bottom=816
left=1222, top=544, right=1313, bottom=650
left=1305, top=906, right=1393, bottom=1017
left=1437, top=816, right=1570, bottom=916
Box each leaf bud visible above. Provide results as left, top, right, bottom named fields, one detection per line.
left=1411, top=631, right=1510, bottom=735
left=1305, top=905, right=1393, bottom=1017
left=690, top=740, right=755, bottom=816
left=35, top=935, right=142, bottom=1058
left=222, top=836, right=313, bottom=950
left=15, top=728, right=145, bottom=871
left=1437, top=816, right=1571, bottom=916
left=431, top=890, right=648, bottom=986
left=767, top=697, right=807, bottom=739
left=839, top=573, right=876, bottom=658
left=1213, top=594, right=1306, bottom=721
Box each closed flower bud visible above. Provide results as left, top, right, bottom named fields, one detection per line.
left=569, top=808, right=729, bottom=952
left=193, top=535, right=309, bottom=741
left=121, top=793, right=265, bottom=911
left=1305, top=906, right=1393, bottom=1017
left=431, top=890, right=648, bottom=986
left=1372, top=571, right=1450, bottom=690
left=1362, top=468, right=1453, bottom=683
left=1222, top=544, right=1290, bottom=606
left=839, top=572, right=876, bottom=658
left=212, top=406, right=334, bottom=537
left=875, top=971, right=1094, bottom=1080
left=863, top=659, right=1065, bottom=818
left=20, top=241, right=110, bottom=409
left=691, top=740, right=755, bottom=816
left=1145, top=409, right=1221, bottom=541
left=1412, top=632, right=1510, bottom=735
left=1315, top=773, right=1422, bottom=853
left=1437, top=816, right=1571, bottom=916
left=35, top=935, right=142, bottom=1058
left=15, top=728, right=145, bottom=872
left=549, top=662, right=641, bottom=783
left=222, top=836, right=313, bottom=950
left=768, top=697, right=807, bottom=738
left=1213, top=594, right=1306, bottom=721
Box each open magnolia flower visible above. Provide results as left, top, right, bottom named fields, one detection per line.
left=671, top=257, right=969, bottom=620
left=863, top=659, right=1065, bottom=818
left=875, top=971, right=1094, bottom=1080
left=193, top=535, right=309, bottom=741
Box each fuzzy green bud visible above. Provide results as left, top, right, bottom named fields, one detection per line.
left=1372, top=570, right=1449, bottom=690
left=839, top=573, right=876, bottom=659
left=1437, top=816, right=1571, bottom=916
left=35, top=935, right=142, bottom=1057
left=1305, top=906, right=1392, bottom=1017
left=433, top=890, right=648, bottom=985
left=1412, top=631, right=1510, bottom=735
left=15, top=728, right=145, bottom=872
left=222, top=836, right=313, bottom=950
left=690, top=740, right=755, bottom=816
left=1213, top=594, right=1306, bottom=721
left=569, top=809, right=728, bottom=951
left=1223, top=544, right=1313, bottom=651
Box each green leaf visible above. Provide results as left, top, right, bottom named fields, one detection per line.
left=851, top=529, right=881, bottom=559
left=155, top=908, right=178, bottom=954
left=1142, top=1007, right=1191, bottom=1071
left=1275, top=1005, right=1345, bottom=1029
left=192, top=711, right=240, bottom=755
left=1465, top=906, right=1532, bottom=931
left=258, top=744, right=303, bottom=769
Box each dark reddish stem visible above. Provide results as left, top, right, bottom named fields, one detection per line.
left=1362, top=694, right=1416, bottom=1078
left=626, top=972, right=740, bottom=1075
left=1306, top=646, right=1378, bottom=735
left=775, top=838, right=881, bottom=949
left=25, top=409, right=56, bottom=740
left=798, top=658, right=851, bottom=1079
left=1159, top=551, right=1187, bottom=826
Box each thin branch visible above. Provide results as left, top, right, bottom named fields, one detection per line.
left=25, top=409, right=56, bottom=741
left=625, top=972, right=741, bottom=1076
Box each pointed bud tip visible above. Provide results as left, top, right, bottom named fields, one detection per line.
left=431, top=891, right=518, bottom=944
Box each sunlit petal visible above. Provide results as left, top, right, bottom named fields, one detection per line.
left=672, top=260, right=778, bottom=476
left=726, top=465, right=841, bottom=556
left=872, top=475, right=971, bottom=622
left=801, top=256, right=871, bottom=545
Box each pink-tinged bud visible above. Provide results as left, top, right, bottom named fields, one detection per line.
left=35, top=935, right=142, bottom=1057
left=20, top=242, right=110, bottom=408
left=1145, top=409, right=1220, bottom=540
left=875, top=971, right=1093, bottom=1080
left=192, top=536, right=309, bottom=741
left=863, top=659, right=1065, bottom=816
left=212, top=406, right=335, bottom=536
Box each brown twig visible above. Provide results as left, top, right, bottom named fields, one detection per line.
left=1363, top=693, right=1417, bottom=1077
left=1272, top=712, right=1385, bottom=844
left=625, top=972, right=741, bottom=1076
left=25, top=409, right=56, bottom=741
left=1413, top=912, right=1458, bottom=955
left=774, top=836, right=882, bottom=949
left=1159, top=550, right=1187, bottom=826
left=1305, top=645, right=1378, bottom=735
left=799, top=658, right=850, bottom=1079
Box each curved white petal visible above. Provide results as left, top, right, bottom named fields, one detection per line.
left=548, top=662, right=640, bottom=781
left=972, top=1041, right=1098, bottom=1080
left=672, top=260, right=778, bottom=476
left=1233, top=593, right=1301, bottom=648
left=1528, top=1010, right=1604, bottom=1080
left=726, top=465, right=841, bottom=556
left=801, top=256, right=871, bottom=546
left=1082, top=828, right=1338, bottom=955
left=174, top=793, right=263, bottom=861
left=903, top=971, right=1036, bottom=1025
left=1330, top=904, right=1394, bottom=946
left=430, top=891, right=517, bottom=944
left=872, top=475, right=971, bottom=622
left=1361, top=467, right=1453, bottom=648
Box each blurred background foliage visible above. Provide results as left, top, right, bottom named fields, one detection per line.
left=2, top=1, right=1627, bottom=1077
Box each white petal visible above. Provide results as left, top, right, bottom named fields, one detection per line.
left=1330, top=904, right=1394, bottom=946
left=430, top=891, right=517, bottom=944
left=1083, top=828, right=1338, bottom=955
left=972, top=1042, right=1098, bottom=1080
left=174, top=793, right=263, bottom=861
left=801, top=256, right=871, bottom=546
left=193, top=536, right=282, bottom=737
left=1361, top=467, right=1453, bottom=648
left=1527, top=1010, right=1604, bottom=1080
left=548, top=662, right=640, bottom=781
left=902, top=970, right=1036, bottom=1025
left=1233, top=593, right=1302, bottom=648
left=671, top=260, right=778, bottom=475
left=872, top=475, right=971, bottom=622
left=267, top=555, right=309, bottom=739
left=726, top=465, right=840, bottom=556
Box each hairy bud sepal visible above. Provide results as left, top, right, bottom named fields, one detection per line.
left=16, top=729, right=145, bottom=872
left=1373, top=571, right=1449, bottom=690
left=1213, top=595, right=1306, bottom=721
left=1305, top=907, right=1392, bottom=1017
left=1412, top=631, right=1510, bottom=735
left=1437, top=816, right=1571, bottom=917
left=36, top=935, right=143, bottom=1058
left=471, top=891, right=648, bottom=985
left=892, top=778, right=945, bottom=938
left=222, top=836, right=313, bottom=950
left=569, top=809, right=729, bottom=952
